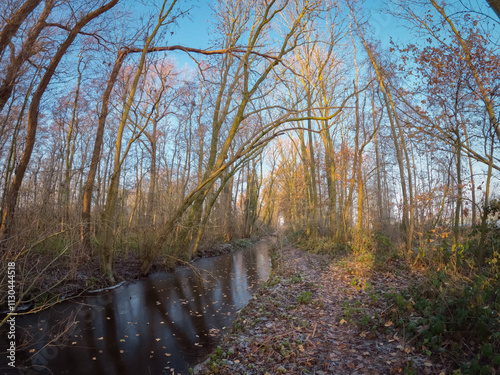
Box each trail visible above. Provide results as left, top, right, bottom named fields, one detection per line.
left=196, top=245, right=447, bottom=374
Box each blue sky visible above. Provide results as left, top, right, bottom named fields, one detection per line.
left=164, top=0, right=214, bottom=68
left=161, top=0, right=405, bottom=69
left=142, top=0, right=499, bottom=69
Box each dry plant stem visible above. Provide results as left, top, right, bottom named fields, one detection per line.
left=0, top=245, right=69, bottom=328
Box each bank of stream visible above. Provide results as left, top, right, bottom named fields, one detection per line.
left=0, top=237, right=275, bottom=375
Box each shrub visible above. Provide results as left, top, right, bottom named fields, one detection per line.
left=388, top=270, right=500, bottom=372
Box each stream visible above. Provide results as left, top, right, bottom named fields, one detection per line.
left=0, top=237, right=274, bottom=375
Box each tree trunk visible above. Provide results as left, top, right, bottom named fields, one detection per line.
left=0, top=0, right=54, bottom=112
left=478, top=139, right=495, bottom=267
left=298, top=128, right=313, bottom=236
left=81, top=49, right=127, bottom=253
left=0, top=0, right=43, bottom=57
left=306, top=93, right=318, bottom=239
left=63, top=57, right=82, bottom=225
left=0, top=0, right=119, bottom=247
left=452, top=130, right=462, bottom=266
left=146, top=119, right=158, bottom=225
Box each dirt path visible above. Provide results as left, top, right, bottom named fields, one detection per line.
left=196, top=245, right=448, bottom=374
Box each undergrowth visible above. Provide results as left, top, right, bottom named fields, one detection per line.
left=387, top=268, right=500, bottom=374
left=288, top=222, right=500, bottom=374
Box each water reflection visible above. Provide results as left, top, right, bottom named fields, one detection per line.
left=0, top=238, right=273, bottom=375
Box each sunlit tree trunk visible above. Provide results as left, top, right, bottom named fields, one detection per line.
left=401, top=124, right=415, bottom=252
left=62, top=57, right=83, bottom=226
left=297, top=128, right=313, bottom=235
left=243, top=161, right=260, bottom=237
left=261, top=151, right=277, bottom=230
left=348, top=1, right=414, bottom=250
left=222, top=174, right=234, bottom=241
left=321, top=120, right=338, bottom=240
left=100, top=0, right=178, bottom=280
left=316, top=84, right=354, bottom=241
left=372, top=87, right=384, bottom=228
left=140, top=0, right=326, bottom=274
left=307, top=100, right=319, bottom=239
left=128, top=154, right=144, bottom=228
left=353, top=61, right=363, bottom=248
left=81, top=49, right=127, bottom=253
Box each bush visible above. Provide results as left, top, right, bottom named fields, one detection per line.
left=388, top=270, right=500, bottom=373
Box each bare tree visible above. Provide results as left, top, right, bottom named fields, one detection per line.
left=0, top=0, right=120, bottom=249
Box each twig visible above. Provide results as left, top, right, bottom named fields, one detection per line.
left=307, top=321, right=318, bottom=340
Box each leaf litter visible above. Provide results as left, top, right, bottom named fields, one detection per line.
left=196, top=246, right=448, bottom=374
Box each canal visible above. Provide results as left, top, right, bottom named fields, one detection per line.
left=0, top=237, right=274, bottom=375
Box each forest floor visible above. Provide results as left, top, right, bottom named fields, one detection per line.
left=195, top=243, right=452, bottom=375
